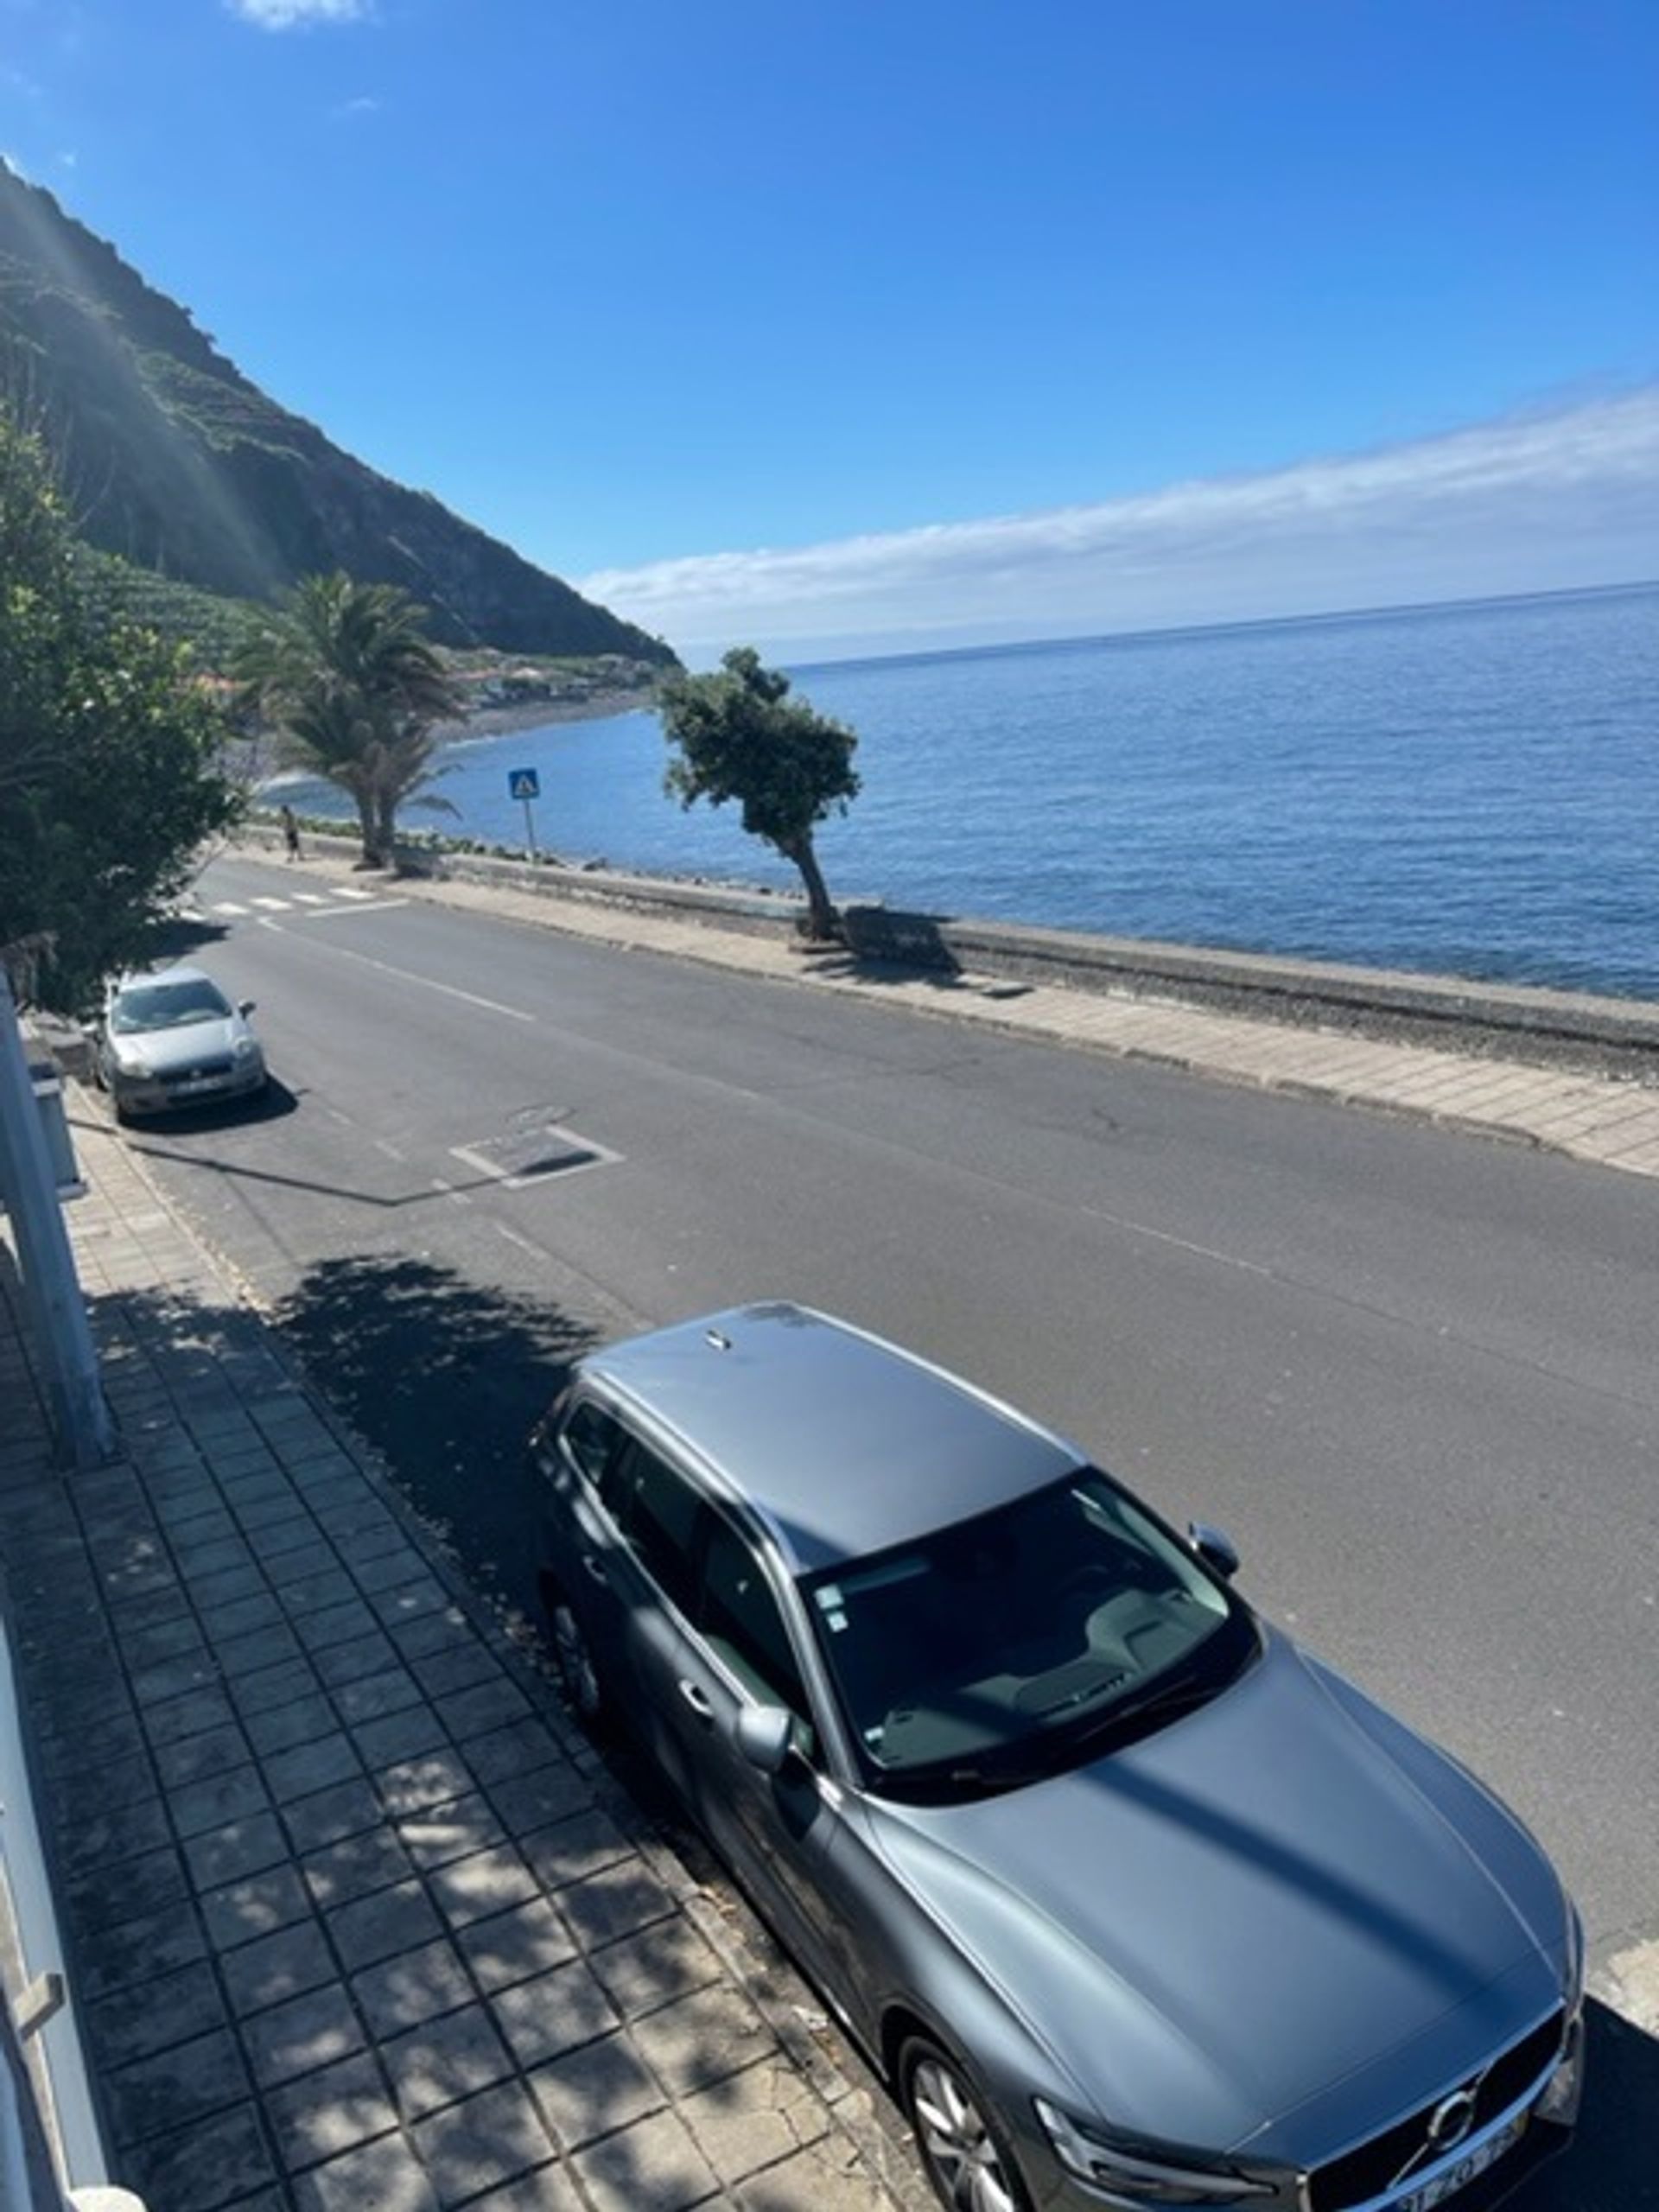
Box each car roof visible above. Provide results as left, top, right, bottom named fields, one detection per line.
left=578, top=1302, right=1083, bottom=1576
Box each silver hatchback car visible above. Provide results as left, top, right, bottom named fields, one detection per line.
left=531, top=1303, right=1583, bottom=2212
left=95, top=964, right=268, bottom=1121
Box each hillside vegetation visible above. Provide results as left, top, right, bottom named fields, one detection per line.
left=0, top=167, right=676, bottom=672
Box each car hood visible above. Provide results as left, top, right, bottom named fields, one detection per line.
left=112, top=1015, right=245, bottom=1071
left=865, top=1630, right=1569, bottom=2158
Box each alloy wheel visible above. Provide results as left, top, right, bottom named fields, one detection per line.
left=549, top=1597, right=604, bottom=1724
left=906, top=2046, right=1023, bottom=2212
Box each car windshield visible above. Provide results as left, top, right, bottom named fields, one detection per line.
left=111, top=979, right=232, bottom=1033
left=803, top=1470, right=1250, bottom=1793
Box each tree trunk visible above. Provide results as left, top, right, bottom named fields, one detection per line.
left=783, top=836, right=839, bottom=942
left=353, top=793, right=382, bottom=868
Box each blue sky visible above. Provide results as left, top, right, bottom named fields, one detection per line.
left=3, top=0, right=1656, bottom=658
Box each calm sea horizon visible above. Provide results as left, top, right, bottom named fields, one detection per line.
left=275, top=581, right=1659, bottom=1002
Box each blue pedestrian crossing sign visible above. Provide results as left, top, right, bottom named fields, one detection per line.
left=508, top=768, right=540, bottom=801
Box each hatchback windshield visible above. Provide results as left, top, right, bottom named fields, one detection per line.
left=111, top=979, right=232, bottom=1033
left=804, top=1471, right=1246, bottom=1787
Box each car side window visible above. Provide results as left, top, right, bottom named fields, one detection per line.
left=699, top=1515, right=811, bottom=1735
left=613, top=1440, right=702, bottom=1617
left=561, top=1400, right=626, bottom=1509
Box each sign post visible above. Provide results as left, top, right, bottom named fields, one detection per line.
left=508, top=768, right=541, bottom=861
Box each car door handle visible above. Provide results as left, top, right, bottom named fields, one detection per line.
left=677, top=1679, right=715, bottom=1723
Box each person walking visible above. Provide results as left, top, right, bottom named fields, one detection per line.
left=280, top=804, right=302, bottom=861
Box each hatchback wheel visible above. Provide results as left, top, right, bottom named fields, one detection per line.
left=900, top=2037, right=1029, bottom=2212
left=543, top=1581, right=607, bottom=1727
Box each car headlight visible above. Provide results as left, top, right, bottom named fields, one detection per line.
left=1535, top=1903, right=1586, bottom=2130
left=232, top=1036, right=260, bottom=1060
left=1034, top=2101, right=1274, bottom=2204
left=1534, top=2009, right=1585, bottom=2129
left=117, top=1056, right=154, bottom=1080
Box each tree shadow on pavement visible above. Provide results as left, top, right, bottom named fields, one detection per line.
left=270, top=1253, right=597, bottom=1629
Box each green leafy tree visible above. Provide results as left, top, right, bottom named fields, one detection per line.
left=233, top=573, right=464, bottom=867
left=0, top=411, right=239, bottom=1015
left=658, top=646, right=861, bottom=940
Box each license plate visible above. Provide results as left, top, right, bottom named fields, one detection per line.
left=1394, top=2111, right=1526, bottom=2212
left=172, top=1076, right=227, bottom=1096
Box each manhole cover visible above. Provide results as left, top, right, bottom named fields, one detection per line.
left=451, top=1122, right=620, bottom=1189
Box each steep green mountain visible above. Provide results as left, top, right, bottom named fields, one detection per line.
left=0, top=168, right=676, bottom=668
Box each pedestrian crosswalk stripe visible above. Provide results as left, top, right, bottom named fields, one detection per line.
left=213, top=887, right=393, bottom=918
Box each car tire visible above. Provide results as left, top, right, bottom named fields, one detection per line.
left=899, top=2034, right=1031, bottom=2212
left=542, top=1577, right=608, bottom=1730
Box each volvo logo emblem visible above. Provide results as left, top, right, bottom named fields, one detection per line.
left=1426, top=2088, right=1478, bottom=2153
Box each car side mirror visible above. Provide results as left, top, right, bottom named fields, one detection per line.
left=1188, top=1522, right=1240, bottom=1580
left=238, top=1000, right=256, bottom=1016
left=733, top=1704, right=793, bottom=1776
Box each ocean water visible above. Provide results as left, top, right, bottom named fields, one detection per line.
left=276, top=582, right=1659, bottom=1001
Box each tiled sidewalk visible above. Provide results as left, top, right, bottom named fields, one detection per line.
left=0, top=1121, right=919, bottom=2212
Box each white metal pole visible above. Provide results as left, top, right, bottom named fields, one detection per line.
left=0, top=970, right=111, bottom=1468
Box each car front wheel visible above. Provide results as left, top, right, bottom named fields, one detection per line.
left=899, top=2036, right=1030, bottom=2212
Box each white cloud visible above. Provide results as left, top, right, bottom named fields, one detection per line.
left=226, top=0, right=372, bottom=29
left=330, top=92, right=382, bottom=118
left=579, top=388, right=1659, bottom=660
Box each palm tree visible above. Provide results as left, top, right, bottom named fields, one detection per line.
left=234, top=574, right=464, bottom=867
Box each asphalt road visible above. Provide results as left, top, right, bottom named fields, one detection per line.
left=114, top=852, right=1657, bottom=2200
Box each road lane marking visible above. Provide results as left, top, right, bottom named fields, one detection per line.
left=213, top=901, right=249, bottom=916
left=293, top=893, right=330, bottom=906
left=297, top=899, right=409, bottom=918
left=250, top=896, right=291, bottom=911
left=494, top=1222, right=548, bottom=1258
left=450, top=1126, right=621, bottom=1190
left=1595, top=1935, right=1659, bottom=2031
left=274, top=936, right=536, bottom=1021
left=431, top=1177, right=471, bottom=1209
left=372, top=1138, right=406, bottom=1160
left=335, top=887, right=378, bottom=900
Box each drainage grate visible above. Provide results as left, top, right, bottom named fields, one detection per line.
left=451, top=1121, right=620, bottom=1190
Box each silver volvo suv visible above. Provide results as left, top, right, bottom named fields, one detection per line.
left=531, top=1302, right=1583, bottom=2212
